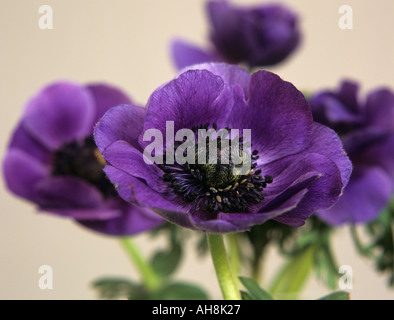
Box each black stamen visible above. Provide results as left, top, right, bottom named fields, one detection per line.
left=52, top=136, right=117, bottom=197
left=159, top=124, right=273, bottom=214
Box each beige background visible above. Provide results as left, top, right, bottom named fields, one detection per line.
left=0, top=0, right=393, bottom=300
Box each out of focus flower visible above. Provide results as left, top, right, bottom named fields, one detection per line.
left=171, top=0, right=300, bottom=70
left=3, top=82, right=164, bottom=235
left=310, top=80, right=394, bottom=225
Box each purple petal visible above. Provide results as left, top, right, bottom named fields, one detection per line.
left=104, top=165, right=186, bottom=216
left=104, top=155, right=312, bottom=233
left=356, top=133, right=394, bottom=181
left=77, top=200, right=164, bottom=236
left=103, top=165, right=137, bottom=203
left=231, top=70, right=313, bottom=164
left=23, top=82, right=95, bottom=150
left=310, top=81, right=362, bottom=127
left=104, top=165, right=171, bottom=205
left=94, top=104, right=146, bottom=153
left=104, top=156, right=310, bottom=233
left=305, top=123, right=352, bottom=187
left=151, top=207, right=202, bottom=232
left=207, top=1, right=300, bottom=66
left=337, top=80, right=360, bottom=113
left=207, top=0, right=238, bottom=39
left=8, top=121, right=51, bottom=164
left=171, top=39, right=219, bottom=70
left=86, top=84, right=133, bottom=127
left=317, top=167, right=393, bottom=225
left=35, top=176, right=104, bottom=210
left=242, top=5, right=300, bottom=66
left=261, top=152, right=345, bottom=226
left=319, top=94, right=363, bottom=124
left=207, top=0, right=244, bottom=63
left=141, top=69, right=234, bottom=148
left=188, top=219, right=241, bottom=233
left=46, top=207, right=120, bottom=220
left=209, top=189, right=308, bottom=233
left=161, top=187, right=307, bottom=233
left=341, top=128, right=388, bottom=159
left=365, top=88, right=394, bottom=130
left=261, top=172, right=320, bottom=211
left=3, top=149, right=47, bottom=202
left=183, top=62, right=251, bottom=99
left=102, top=140, right=166, bottom=193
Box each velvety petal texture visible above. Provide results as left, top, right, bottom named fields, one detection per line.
left=3, top=81, right=164, bottom=235
left=94, top=104, right=146, bottom=153
left=310, top=80, right=394, bottom=225
left=181, top=63, right=251, bottom=98
left=171, top=0, right=301, bottom=69
left=230, top=70, right=313, bottom=164
left=96, top=64, right=351, bottom=233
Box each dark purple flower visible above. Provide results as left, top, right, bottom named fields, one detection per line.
left=171, top=0, right=300, bottom=70
left=95, top=63, right=351, bottom=233
left=3, top=81, right=164, bottom=235
left=310, top=81, right=394, bottom=225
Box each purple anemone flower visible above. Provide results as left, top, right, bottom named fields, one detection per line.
left=3, top=81, right=164, bottom=235
left=310, top=80, right=394, bottom=225
left=171, top=0, right=300, bottom=70
left=95, top=63, right=351, bottom=233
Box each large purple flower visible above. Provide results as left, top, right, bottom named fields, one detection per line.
left=171, top=0, right=300, bottom=70
left=310, top=81, right=394, bottom=225
left=95, top=63, right=351, bottom=233
left=3, top=82, right=164, bottom=235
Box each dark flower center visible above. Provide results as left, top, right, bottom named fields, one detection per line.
left=52, top=136, right=117, bottom=197
left=158, top=124, right=273, bottom=213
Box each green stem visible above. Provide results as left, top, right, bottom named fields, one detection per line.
left=269, top=245, right=315, bottom=300
left=120, top=237, right=161, bottom=292
left=252, top=257, right=262, bottom=283
left=207, top=233, right=241, bottom=300
left=227, top=233, right=241, bottom=289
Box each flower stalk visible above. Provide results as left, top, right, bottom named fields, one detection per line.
left=207, top=233, right=241, bottom=300
left=227, top=233, right=241, bottom=289
left=269, top=244, right=315, bottom=300
left=121, top=237, right=161, bottom=292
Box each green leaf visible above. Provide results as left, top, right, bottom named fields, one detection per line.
left=314, top=243, right=339, bottom=290
left=240, top=290, right=254, bottom=300
left=318, top=291, right=350, bottom=300
left=92, top=277, right=140, bottom=300
left=246, top=220, right=299, bottom=268
left=149, top=223, right=184, bottom=278
left=151, top=241, right=182, bottom=278
left=152, top=282, right=209, bottom=300
left=351, top=202, right=394, bottom=287
left=239, top=276, right=273, bottom=300
left=269, top=245, right=315, bottom=300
